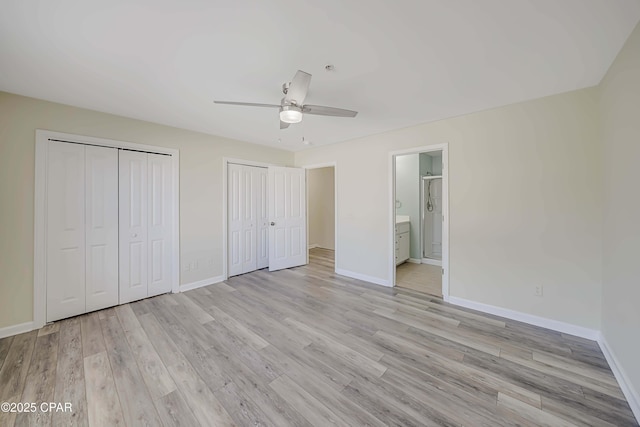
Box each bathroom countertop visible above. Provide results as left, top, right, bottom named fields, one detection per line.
left=396, top=215, right=410, bottom=224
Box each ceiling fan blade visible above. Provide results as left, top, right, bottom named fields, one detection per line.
left=214, top=101, right=280, bottom=108
left=302, top=104, right=358, bottom=117
left=280, top=120, right=290, bottom=129
left=285, top=70, right=311, bottom=106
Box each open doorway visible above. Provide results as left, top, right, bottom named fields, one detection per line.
left=390, top=145, right=449, bottom=300
left=305, top=164, right=337, bottom=271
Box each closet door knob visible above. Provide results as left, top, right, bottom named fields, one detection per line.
left=270, top=222, right=275, bottom=226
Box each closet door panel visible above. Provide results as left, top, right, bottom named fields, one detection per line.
left=85, top=146, right=119, bottom=312
left=119, top=150, right=148, bottom=304
left=147, top=154, right=173, bottom=297
left=228, top=164, right=243, bottom=277
left=256, top=168, right=269, bottom=269
left=241, top=166, right=257, bottom=274
left=46, top=142, right=86, bottom=322
left=268, top=166, right=307, bottom=271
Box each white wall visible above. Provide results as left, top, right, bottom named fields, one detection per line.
left=0, top=91, right=293, bottom=330
left=295, top=87, right=602, bottom=330
left=395, top=154, right=420, bottom=259
left=308, top=167, right=335, bottom=250
left=599, top=21, right=640, bottom=416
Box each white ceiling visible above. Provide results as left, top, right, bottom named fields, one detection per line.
left=1, top=1, right=639, bottom=151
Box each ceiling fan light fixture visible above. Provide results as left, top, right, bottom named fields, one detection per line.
left=279, top=105, right=303, bottom=123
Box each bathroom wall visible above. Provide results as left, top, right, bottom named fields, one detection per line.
left=395, top=154, right=421, bottom=260
left=420, top=152, right=442, bottom=176
left=419, top=153, right=432, bottom=176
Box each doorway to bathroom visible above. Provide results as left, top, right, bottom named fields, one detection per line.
left=390, top=144, right=449, bottom=300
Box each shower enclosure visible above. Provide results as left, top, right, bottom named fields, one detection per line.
left=421, top=175, right=442, bottom=265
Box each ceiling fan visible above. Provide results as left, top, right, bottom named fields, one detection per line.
left=214, top=70, right=358, bottom=129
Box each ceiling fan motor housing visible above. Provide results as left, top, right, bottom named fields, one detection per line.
left=279, top=104, right=303, bottom=123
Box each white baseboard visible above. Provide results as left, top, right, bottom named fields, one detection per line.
left=308, top=244, right=319, bottom=249
left=335, top=268, right=391, bottom=287
left=447, top=296, right=600, bottom=340
left=421, top=257, right=442, bottom=266
left=408, top=258, right=421, bottom=264
left=180, top=275, right=225, bottom=293
left=598, top=335, right=640, bottom=423
left=0, top=321, right=35, bottom=339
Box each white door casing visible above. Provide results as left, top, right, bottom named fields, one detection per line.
left=85, top=145, right=119, bottom=312
left=147, top=153, right=174, bottom=297
left=119, top=150, right=149, bottom=304
left=46, top=142, right=86, bottom=322
left=268, top=166, right=307, bottom=271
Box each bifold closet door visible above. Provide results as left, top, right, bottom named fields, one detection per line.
left=228, top=164, right=256, bottom=276
left=85, top=146, right=119, bottom=312
left=228, top=164, right=268, bottom=277
left=46, top=143, right=118, bottom=322
left=119, top=150, right=173, bottom=304
left=147, top=154, right=174, bottom=297
left=256, top=168, right=269, bottom=270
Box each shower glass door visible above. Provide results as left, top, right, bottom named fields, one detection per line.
left=422, top=177, right=442, bottom=261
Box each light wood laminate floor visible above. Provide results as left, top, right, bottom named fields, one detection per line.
left=0, top=248, right=637, bottom=426
left=396, top=261, right=442, bottom=297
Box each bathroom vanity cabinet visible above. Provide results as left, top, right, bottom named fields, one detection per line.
left=395, top=220, right=410, bottom=265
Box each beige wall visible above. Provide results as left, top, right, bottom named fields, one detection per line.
left=0, top=91, right=293, bottom=329
left=307, top=167, right=335, bottom=250
left=295, top=88, right=603, bottom=329
left=600, top=22, right=640, bottom=409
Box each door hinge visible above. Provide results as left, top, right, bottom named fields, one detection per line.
left=442, top=268, right=444, bottom=275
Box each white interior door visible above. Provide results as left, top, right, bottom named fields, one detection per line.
left=228, top=164, right=243, bottom=276
left=85, top=146, right=119, bottom=312
left=241, top=166, right=257, bottom=274
left=119, top=150, right=148, bottom=304
left=147, top=153, right=174, bottom=297
left=256, top=168, right=269, bottom=269
left=268, top=166, right=307, bottom=271
left=46, top=142, right=86, bottom=322
left=228, top=164, right=264, bottom=277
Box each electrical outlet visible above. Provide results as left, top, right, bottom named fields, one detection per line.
left=535, top=285, right=543, bottom=297
left=183, top=264, right=191, bottom=272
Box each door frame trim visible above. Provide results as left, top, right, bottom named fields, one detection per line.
left=389, top=143, right=449, bottom=300
left=300, top=162, right=338, bottom=272
left=34, top=130, right=180, bottom=329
